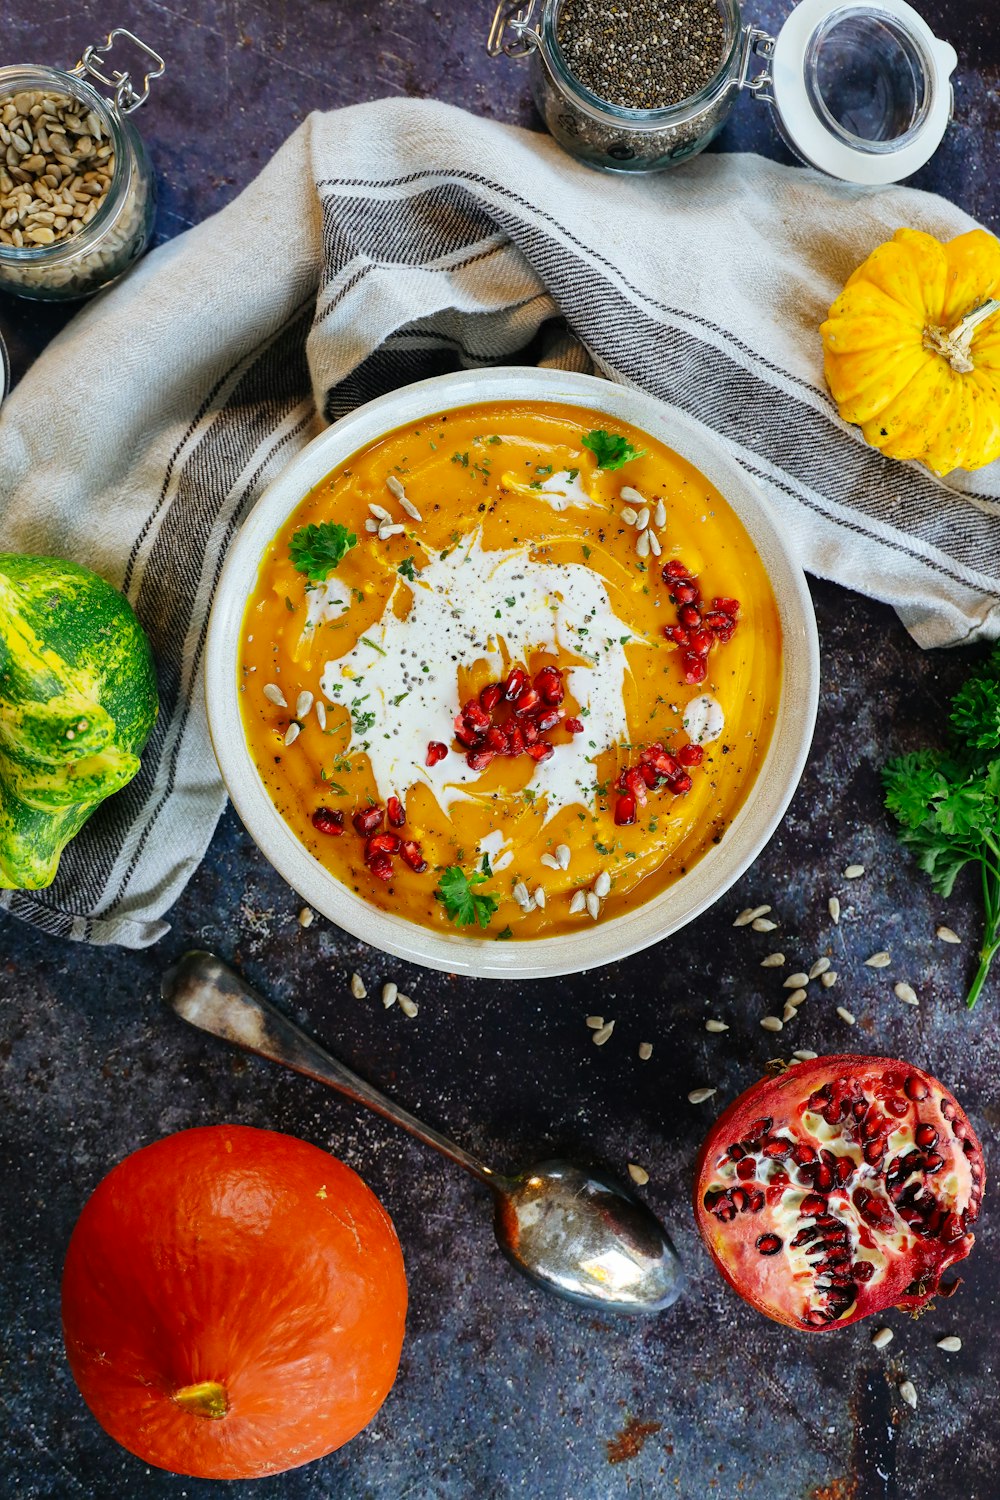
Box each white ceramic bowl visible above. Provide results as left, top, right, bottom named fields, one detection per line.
left=206, top=368, right=819, bottom=979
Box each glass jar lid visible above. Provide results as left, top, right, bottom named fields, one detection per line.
left=761, top=0, right=956, bottom=183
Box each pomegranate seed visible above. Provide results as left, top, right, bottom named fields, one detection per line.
left=662, top=625, right=690, bottom=648
left=688, top=628, right=713, bottom=656
left=535, top=709, right=562, bottom=732
left=535, top=666, right=564, bottom=704
left=679, top=604, right=702, bottom=629
left=662, top=559, right=691, bottom=582
left=942, top=1212, right=964, bottom=1242
left=311, top=808, right=344, bottom=836
left=426, top=741, right=448, bottom=766
left=792, top=1143, right=817, bottom=1165
left=704, top=611, right=736, bottom=640
left=677, top=742, right=703, bottom=767
left=672, top=582, right=700, bottom=605
left=368, top=851, right=393, bottom=881
left=514, top=687, right=541, bottom=716
left=639, top=763, right=659, bottom=788
left=507, top=725, right=525, bottom=756
left=504, top=665, right=527, bottom=700
left=614, top=792, right=636, bottom=825
left=353, top=806, right=384, bottom=836
left=915, top=1124, right=938, bottom=1149
left=681, top=653, right=707, bottom=684
left=467, top=749, right=495, bottom=771
left=799, top=1193, right=828, bottom=1217
left=622, top=767, right=647, bottom=806
left=486, top=725, right=508, bottom=752
left=756, top=1233, right=782, bottom=1255
left=454, top=724, right=481, bottom=749
left=463, top=699, right=491, bottom=730
left=526, top=741, right=553, bottom=762
left=366, top=832, right=401, bottom=858
left=668, top=771, right=693, bottom=795
left=564, top=717, right=584, bottom=734
left=713, top=596, right=741, bottom=617
left=522, top=720, right=539, bottom=745
left=736, top=1158, right=757, bottom=1181
left=386, top=796, right=405, bottom=828
left=646, top=750, right=678, bottom=778
left=813, top=1164, right=834, bottom=1192
left=399, top=839, right=427, bottom=873
left=746, top=1190, right=765, bottom=1213
left=479, top=682, right=503, bottom=713
left=852, top=1260, right=875, bottom=1282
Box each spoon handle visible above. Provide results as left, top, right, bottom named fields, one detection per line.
left=163, top=950, right=495, bottom=1186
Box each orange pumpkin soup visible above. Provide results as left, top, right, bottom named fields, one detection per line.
left=239, top=400, right=782, bottom=939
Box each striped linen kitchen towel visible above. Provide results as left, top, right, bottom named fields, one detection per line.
left=1, top=97, right=997, bottom=948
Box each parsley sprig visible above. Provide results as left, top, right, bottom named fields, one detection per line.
left=582, top=429, right=646, bottom=471
left=883, top=645, right=1000, bottom=1008
left=437, top=855, right=500, bottom=929
left=289, top=521, right=357, bottom=581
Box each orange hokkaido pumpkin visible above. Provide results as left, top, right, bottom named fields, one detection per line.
left=61, top=1125, right=407, bottom=1479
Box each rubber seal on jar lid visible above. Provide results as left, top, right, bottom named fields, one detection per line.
left=0, top=330, right=8, bottom=408
left=770, top=0, right=956, bottom=184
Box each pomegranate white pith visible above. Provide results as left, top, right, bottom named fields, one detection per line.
left=695, top=1056, right=985, bottom=1332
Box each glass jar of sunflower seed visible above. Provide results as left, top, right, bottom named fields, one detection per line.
left=0, top=29, right=164, bottom=301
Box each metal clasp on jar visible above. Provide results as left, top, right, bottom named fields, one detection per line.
left=488, top=0, right=541, bottom=58
left=70, top=27, right=165, bottom=115
left=737, top=26, right=777, bottom=103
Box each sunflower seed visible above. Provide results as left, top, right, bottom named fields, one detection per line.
left=585, top=1015, right=605, bottom=1029
left=621, top=506, right=639, bottom=525
left=635, top=528, right=650, bottom=558
left=844, top=864, right=865, bottom=879
left=828, top=896, right=841, bottom=924
left=688, top=1087, right=717, bottom=1104
left=627, top=1163, right=650, bottom=1185
left=761, top=952, right=785, bottom=968
left=569, top=890, right=587, bottom=914
left=295, top=690, right=314, bottom=719
left=809, top=957, right=831, bottom=979
left=298, top=906, right=314, bottom=928
left=782, top=1002, right=797, bottom=1022
left=592, top=1020, right=615, bottom=1046
left=821, top=971, right=838, bottom=988
left=513, top=881, right=532, bottom=910
left=620, top=485, right=645, bottom=506
left=555, top=844, right=571, bottom=869
left=594, top=870, right=611, bottom=899
left=937, top=925, right=961, bottom=944
left=836, top=1006, right=856, bottom=1026
left=787, top=989, right=807, bottom=1007
left=283, top=722, right=301, bottom=746
left=760, top=1015, right=783, bottom=1032
left=784, top=973, right=810, bottom=989
left=936, top=1336, right=962, bottom=1352
left=894, top=982, right=919, bottom=1006
left=638, top=1041, right=653, bottom=1060
left=368, top=502, right=392, bottom=521
left=586, top=892, right=601, bottom=920
left=654, top=499, right=666, bottom=528
left=316, top=701, right=327, bottom=730
left=647, top=530, right=661, bottom=557
left=705, top=1019, right=729, bottom=1033
left=899, top=1380, right=917, bottom=1410
left=398, top=993, right=418, bottom=1018
left=735, top=904, right=771, bottom=926
left=398, top=494, right=422, bottom=521
left=865, top=951, right=891, bottom=968
left=364, top=518, right=380, bottom=532
left=379, top=523, right=406, bottom=540
left=752, top=918, right=778, bottom=933
left=381, top=982, right=398, bottom=1009
left=540, top=853, right=560, bottom=871
left=872, top=1327, right=894, bottom=1349
left=386, top=475, right=405, bottom=501
left=350, top=972, right=367, bottom=999
left=792, top=1049, right=818, bottom=1061
left=533, top=886, right=546, bottom=909
left=263, top=683, right=288, bottom=707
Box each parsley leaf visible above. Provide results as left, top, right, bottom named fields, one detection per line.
left=289, top=522, right=357, bottom=581
left=436, top=860, right=500, bottom=929
left=398, top=556, right=417, bottom=582
left=883, top=648, right=1000, bottom=1007
left=582, top=429, right=646, bottom=471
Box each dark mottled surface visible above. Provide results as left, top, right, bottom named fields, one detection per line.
left=1, top=4, right=999, bottom=1498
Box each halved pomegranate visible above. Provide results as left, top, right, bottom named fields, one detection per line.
left=694, top=1055, right=984, bottom=1332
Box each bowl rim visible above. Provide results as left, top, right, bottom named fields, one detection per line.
left=205, top=366, right=819, bottom=979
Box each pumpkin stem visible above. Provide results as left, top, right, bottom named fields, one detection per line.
left=923, top=297, right=1000, bottom=374
left=172, top=1380, right=230, bottom=1420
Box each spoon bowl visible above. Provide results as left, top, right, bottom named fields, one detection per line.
left=162, top=951, right=684, bottom=1315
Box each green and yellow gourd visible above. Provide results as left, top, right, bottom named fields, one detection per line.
left=0, top=555, right=158, bottom=890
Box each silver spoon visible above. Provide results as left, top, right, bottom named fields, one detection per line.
left=162, top=951, right=684, bottom=1315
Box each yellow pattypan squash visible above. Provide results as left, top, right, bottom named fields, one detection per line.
left=820, top=227, right=1000, bottom=476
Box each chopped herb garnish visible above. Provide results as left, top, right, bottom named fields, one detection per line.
left=452, top=451, right=469, bottom=468
left=391, top=691, right=410, bottom=707
left=582, top=429, right=646, bottom=471
left=437, top=858, right=499, bottom=929
left=398, top=556, right=417, bottom=582
left=289, top=521, right=357, bottom=581
left=496, top=925, right=514, bottom=940
left=582, top=545, right=592, bottom=560
left=360, top=636, right=386, bottom=656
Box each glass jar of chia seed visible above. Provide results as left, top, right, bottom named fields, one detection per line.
left=0, top=29, right=164, bottom=301
left=488, top=0, right=956, bottom=183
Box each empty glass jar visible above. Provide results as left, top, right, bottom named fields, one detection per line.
left=0, top=29, right=164, bottom=301
left=488, top=0, right=956, bottom=183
